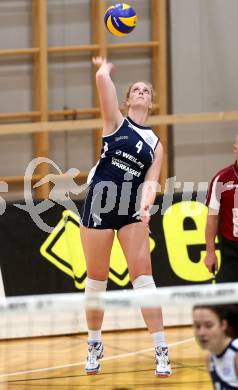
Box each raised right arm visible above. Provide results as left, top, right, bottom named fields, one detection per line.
left=93, top=57, right=124, bottom=135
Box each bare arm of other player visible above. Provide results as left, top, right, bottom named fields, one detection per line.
left=92, top=56, right=123, bottom=135
left=204, top=208, right=219, bottom=272
left=140, top=142, right=163, bottom=227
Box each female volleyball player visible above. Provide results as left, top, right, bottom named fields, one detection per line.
left=80, top=57, right=171, bottom=377
left=193, top=305, right=238, bottom=388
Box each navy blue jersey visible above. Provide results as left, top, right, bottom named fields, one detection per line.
left=87, top=116, right=159, bottom=190
left=209, top=338, right=238, bottom=389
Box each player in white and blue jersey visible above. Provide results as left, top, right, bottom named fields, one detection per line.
left=81, top=115, right=159, bottom=229
left=193, top=305, right=238, bottom=389
left=80, top=57, right=171, bottom=377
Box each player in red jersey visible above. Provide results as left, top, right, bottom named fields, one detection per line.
left=205, top=135, right=238, bottom=282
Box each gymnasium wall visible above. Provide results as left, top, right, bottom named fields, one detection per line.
left=0, top=0, right=238, bottom=201
left=170, top=0, right=238, bottom=181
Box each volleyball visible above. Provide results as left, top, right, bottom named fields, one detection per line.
left=104, top=3, right=137, bottom=37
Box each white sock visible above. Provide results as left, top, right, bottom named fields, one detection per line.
left=152, top=331, right=167, bottom=348
left=88, top=329, right=102, bottom=343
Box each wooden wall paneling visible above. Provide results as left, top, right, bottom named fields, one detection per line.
left=0, top=1, right=170, bottom=195
left=91, top=0, right=107, bottom=163
left=1, top=111, right=238, bottom=135
left=151, top=0, right=168, bottom=191
left=32, top=0, right=49, bottom=199
left=0, top=111, right=40, bottom=121
left=1, top=172, right=88, bottom=187
left=107, top=41, right=159, bottom=50
left=48, top=44, right=99, bottom=54
left=0, top=48, right=39, bottom=57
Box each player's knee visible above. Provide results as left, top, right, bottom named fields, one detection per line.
left=85, top=277, right=108, bottom=293
left=132, top=274, right=156, bottom=290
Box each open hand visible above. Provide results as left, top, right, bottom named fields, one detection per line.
left=92, top=56, right=115, bottom=72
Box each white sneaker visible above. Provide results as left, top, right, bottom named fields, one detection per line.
left=155, top=346, right=172, bottom=377
left=85, top=342, right=104, bottom=375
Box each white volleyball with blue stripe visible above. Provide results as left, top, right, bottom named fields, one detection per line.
left=104, top=3, right=137, bottom=37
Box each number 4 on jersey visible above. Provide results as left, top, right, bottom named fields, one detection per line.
left=135, top=140, right=143, bottom=153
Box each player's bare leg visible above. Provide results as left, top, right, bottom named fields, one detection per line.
left=80, top=226, right=115, bottom=374
left=118, top=222, right=171, bottom=377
